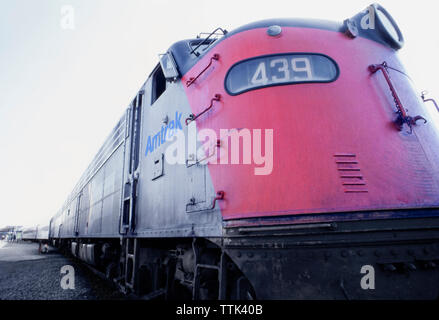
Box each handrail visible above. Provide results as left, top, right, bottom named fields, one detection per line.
left=186, top=54, right=219, bottom=87
left=210, top=191, right=225, bottom=210
left=369, top=62, right=427, bottom=133
left=186, top=191, right=225, bottom=213
left=190, top=27, right=227, bottom=56
left=421, top=91, right=439, bottom=113
left=185, top=94, right=221, bottom=125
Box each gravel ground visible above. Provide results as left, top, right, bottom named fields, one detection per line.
left=0, top=241, right=123, bottom=300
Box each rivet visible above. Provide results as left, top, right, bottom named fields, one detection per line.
left=267, top=25, right=282, bottom=37
left=384, top=264, right=397, bottom=272
left=406, top=263, right=416, bottom=271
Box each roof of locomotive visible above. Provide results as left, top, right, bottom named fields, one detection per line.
left=167, top=8, right=403, bottom=78
left=168, top=18, right=344, bottom=77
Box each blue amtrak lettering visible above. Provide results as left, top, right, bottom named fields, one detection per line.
left=145, top=111, right=183, bottom=156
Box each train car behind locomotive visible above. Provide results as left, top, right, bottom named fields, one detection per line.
left=22, top=225, right=49, bottom=242
left=49, top=3, right=439, bottom=299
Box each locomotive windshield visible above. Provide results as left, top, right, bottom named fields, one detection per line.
left=225, top=53, right=339, bottom=95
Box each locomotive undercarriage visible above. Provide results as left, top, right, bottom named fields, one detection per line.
left=53, top=211, right=439, bottom=300
left=121, top=237, right=256, bottom=300
left=224, top=213, right=439, bottom=299
left=55, top=236, right=255, bottom=300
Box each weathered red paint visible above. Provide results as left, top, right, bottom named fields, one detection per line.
left=183, top=26, right=439, bottom=221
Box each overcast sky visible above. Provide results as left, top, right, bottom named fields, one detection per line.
left=1, top=0, right=438, bottom=228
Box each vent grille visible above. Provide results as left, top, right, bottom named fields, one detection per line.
left=334, top=154, right=368, bottom=193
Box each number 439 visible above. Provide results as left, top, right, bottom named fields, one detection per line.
left=251, top=57, right=313, bottom=85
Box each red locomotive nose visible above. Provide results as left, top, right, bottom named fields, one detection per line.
left=183, top=25, right=439, bottom=221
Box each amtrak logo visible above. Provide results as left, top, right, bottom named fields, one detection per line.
left=145, top=111, right=183, bottom=156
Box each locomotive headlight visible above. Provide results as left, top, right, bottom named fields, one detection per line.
left=373, top=3, right=404, bottom=50
left=346, top=3, right=404, bottom=50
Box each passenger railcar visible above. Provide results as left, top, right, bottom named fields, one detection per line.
left=22, top=225, right=49, bottom=242
left=48, top=4, right=439, bottom=299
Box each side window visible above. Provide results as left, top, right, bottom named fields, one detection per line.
left=151, top=66, right=166, bottom=104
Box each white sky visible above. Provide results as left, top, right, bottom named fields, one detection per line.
left=0, top=0, right=438, bottom=228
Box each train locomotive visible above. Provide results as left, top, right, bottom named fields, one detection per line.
left=47, top=3, right=439, bottom=299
